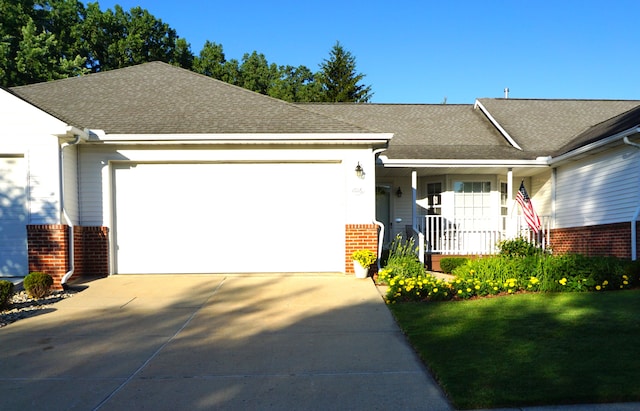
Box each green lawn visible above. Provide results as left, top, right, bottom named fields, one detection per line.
left=388, top=290, right=640, bottom=410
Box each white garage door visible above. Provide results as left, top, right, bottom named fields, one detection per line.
left=113, top=162, right=345, bottom=274
left=0, top=156, right=27, bottom=277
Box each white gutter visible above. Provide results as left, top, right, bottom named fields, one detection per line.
left=378, top=156, right=549, bottom=168
left=59, top=127, right=90, bottom=288
left=623, top=133, right=640, bottom=261
left=474, top=99, right=522, bottom=150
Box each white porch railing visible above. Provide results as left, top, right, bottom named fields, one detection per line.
left=414, top=215, right=550, bottom=255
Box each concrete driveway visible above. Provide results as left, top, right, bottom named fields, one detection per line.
left=0, top=274, right=452, bottom=411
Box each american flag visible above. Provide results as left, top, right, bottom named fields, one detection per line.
left=516, top=181, right=541, bottom=231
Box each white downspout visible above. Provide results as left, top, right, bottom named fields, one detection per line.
left=60, top=127, right=89, bottom=288
left=373, top=219, right=385, bottom=271
left=372, top=147, right=389, bottom=271
left=623, top=136, right=640, bottom=260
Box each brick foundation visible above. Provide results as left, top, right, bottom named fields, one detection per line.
left=549, top=222, right=638, bottom=259
left=73, top=226, right=110, bottom=278
left=27, top=225, right=109, bottom=289
left=345, top=224, right=379, bottom=275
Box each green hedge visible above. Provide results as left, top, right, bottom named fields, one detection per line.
left=0, top=280, right=13, bottom=309
left=439, top=257, right=469, bottom=274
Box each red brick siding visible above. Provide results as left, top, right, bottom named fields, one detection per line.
left=345, top=224, right=378, bottom=275
left=27, top=225, right=69, bottom=289
left=73, top=226, right=110, bottom=280
left=550, top=222, right=637, bottom=259
left=27, top=225, right=109, bottom=289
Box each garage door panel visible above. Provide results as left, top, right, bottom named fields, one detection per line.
left=113, top=163, right=344, bottom=274
left=0, top=157, right=27, bottom=276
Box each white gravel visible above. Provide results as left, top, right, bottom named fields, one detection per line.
left=1, top=289, right=77, bottom=328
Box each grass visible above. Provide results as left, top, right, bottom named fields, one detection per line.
left=388, top=290, right=640, bottom=410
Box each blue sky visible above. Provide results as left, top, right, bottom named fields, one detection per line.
left=92, top=0, right=640, bottom=104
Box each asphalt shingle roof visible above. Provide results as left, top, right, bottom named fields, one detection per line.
left=299, top=103, right=528, bottom=160
left=9, top=62, right=373, bottom=135
left=477, top=98, right=640, bottom=157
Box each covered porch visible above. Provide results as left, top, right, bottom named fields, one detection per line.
left=375, top=160, right=552, bottom=270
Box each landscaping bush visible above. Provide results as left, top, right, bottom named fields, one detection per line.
left=452, top=253, right=639, bottom=296
left=23, top=272, right=53, bottom=299
left=383, top=235, right=426, bottom=280
left=386, top=273, right=451, bottom=303
left=498, top=237, right=545, bottom=257
left=0, top=280, right=14, bottom=309
left=439, top=257, right=469, bottom=274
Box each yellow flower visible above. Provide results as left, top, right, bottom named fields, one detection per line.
left=433, top=288, right=438, bottom=293
left=466, top=288, right=472, bottom=292
left=596, top=285, right=601, bottom=291
left=458, top=290, right=463, bottom=294
left=603, top=280, right=609, bottom=286
left=623, top=280, right=629, bottom=285
left=475, top=285, right=480, bottom=290
left=623, top=275, right=628, bottom=280
left=559, top=278, right=568, bottom=286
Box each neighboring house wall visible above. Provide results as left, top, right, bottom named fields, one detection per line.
left=555, top=145, right=640, bottom=228
left=0, top=89, right=66, bottom=277
left=551, top=145, right=640, bottom=259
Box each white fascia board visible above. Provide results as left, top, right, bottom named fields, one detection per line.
left=94, top=133, right=393, bottom=146
left=550, top=126, right=640, bottom=165
left=378, top=155, right=550, bottom=168
left=474, top=99, right=523, bottom=150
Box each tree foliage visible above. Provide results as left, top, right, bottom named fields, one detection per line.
left=0, top=2, right=373, bottom=103
left=318, top=41, right=372, bottom=103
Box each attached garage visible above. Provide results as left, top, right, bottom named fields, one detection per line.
left=112, top=161, right=346, bottom=274
left=0, top=156, right=27, bottom=276
left=8, top=62, right=390, bottom=287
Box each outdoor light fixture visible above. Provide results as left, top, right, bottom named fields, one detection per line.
left=355, top=162, right=364, bottom=178
left=396, top=187, right=403, bottom=198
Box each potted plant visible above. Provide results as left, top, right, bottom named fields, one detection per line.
left=351, top=249, right=377, bottom=279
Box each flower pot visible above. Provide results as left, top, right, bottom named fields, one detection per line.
left=353, top=260, right=369, bottom=279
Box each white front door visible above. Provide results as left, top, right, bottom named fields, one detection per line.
left=112, top=162, right=345, bottom=274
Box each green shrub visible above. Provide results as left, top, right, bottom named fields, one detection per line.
left=440, top=257, right=470, bottom=274
left=0, top=280, right=14, bottom=309
left=452, top=253, right=637, bottom=296
left=384, top=234, right=426, bottom=279
left=386, top=273, right=452, bottom=303
left=498, top=237, right=544, bottom=257
left=23, top=272, right=53, bottom=299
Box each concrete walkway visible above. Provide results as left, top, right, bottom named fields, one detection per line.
left=0, top=274, right=452, bottom=411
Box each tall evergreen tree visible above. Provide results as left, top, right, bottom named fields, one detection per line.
left=318, top=41, right=372, bottom=103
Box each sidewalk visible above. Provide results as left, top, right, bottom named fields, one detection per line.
left=0, top=274, right=453, bottom=410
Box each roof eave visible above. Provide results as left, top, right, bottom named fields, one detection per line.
left=378, top=156, right=550, bottom=168
left=550, top=126, right=640, bottom=165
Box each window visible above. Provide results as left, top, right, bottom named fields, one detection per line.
left=500, top=182, right=508, bottom=216
left=426, top=182, right=442, bottom=215
left=453, top=181, right=491, bottom=219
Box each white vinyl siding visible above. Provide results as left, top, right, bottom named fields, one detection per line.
left=62, top=144, right=79, bottom=224
left=531, top=171, right=552, bottom=218
left=555, top=146, right=640, bottom=228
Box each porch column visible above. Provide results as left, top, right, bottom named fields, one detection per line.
left=507, top=168, right=516, bottom=238
left=411, top=170, right=417, bottom=228
left=411, top=170, right=425, bottom=263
